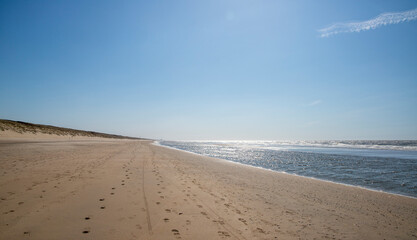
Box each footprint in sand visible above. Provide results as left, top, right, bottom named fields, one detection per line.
left=213, top=219, right=225, bottom=225
left=164, top=218, right=169, bottom=222
left=201, top=211, right=210, bottom=219
left=85, top=217, right=90, bottom=220
left=100, top=206, right=106, bottom=209
left=99, top=198, right=105, bottom=201
left=218, top=231, right=231, bottom=237
left=171, top=229, right=181, bottom=238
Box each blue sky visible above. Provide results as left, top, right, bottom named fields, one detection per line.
left=1, top=0, right=416, bottom=140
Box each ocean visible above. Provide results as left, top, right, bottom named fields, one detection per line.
left=158, top=140, right=417, bottom=198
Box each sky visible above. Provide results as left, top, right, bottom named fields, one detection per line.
left=0, top=0, right=416, bottom=140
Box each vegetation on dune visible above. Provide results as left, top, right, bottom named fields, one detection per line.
left=0, top=119, right=143, bottom=140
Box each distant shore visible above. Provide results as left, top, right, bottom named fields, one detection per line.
left=1, top=124, right=416, bottom=239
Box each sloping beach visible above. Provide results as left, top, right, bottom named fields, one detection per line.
left=1, top=129, right=416, bottom=240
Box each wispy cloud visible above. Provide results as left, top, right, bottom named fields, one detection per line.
left=319, top=7, right=417, bottom=37
left=307, top=100, right=322, bottom=106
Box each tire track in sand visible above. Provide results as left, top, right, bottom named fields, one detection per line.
left=141, top=147, right=153, bottom=235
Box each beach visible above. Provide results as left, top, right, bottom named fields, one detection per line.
left=1, top=136, right=416, bottom=240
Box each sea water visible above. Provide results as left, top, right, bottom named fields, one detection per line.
left=158, top=140, right=417, bottom=198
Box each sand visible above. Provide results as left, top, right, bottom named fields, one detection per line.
left=0, top=136, right=416, bottom=239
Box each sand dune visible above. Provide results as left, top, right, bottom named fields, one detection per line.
left=0, top=119, right=143, bottom=140
left=0, top=123, right=416, bottom=239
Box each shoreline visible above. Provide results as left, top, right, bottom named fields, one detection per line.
left=158, top=139, right=417, bottom=152
left=1, top=137, right=416, bottom=239
left=155, top=141, right=417, bottom=200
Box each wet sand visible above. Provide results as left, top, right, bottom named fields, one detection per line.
left=0, top=138, right=416, bottom=239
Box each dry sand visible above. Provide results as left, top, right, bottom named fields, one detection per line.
left=0, top=135, right=416, bottom=239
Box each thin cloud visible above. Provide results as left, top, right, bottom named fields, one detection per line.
left=319, top=7, right=417, bottom=37
left=307, top=100, right=322, bottom=106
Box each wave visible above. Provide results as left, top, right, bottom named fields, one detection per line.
left=158, top=140, right=417, bottom=198
left=171, top=140, right=417, bottom=151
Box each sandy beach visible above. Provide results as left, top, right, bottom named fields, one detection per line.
left=1, top=135, right=416, bottom=240
left=2, top=1, right=417, bottom=239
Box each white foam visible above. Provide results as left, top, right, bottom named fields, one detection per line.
left=153, top=140, right=417, bottom=200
